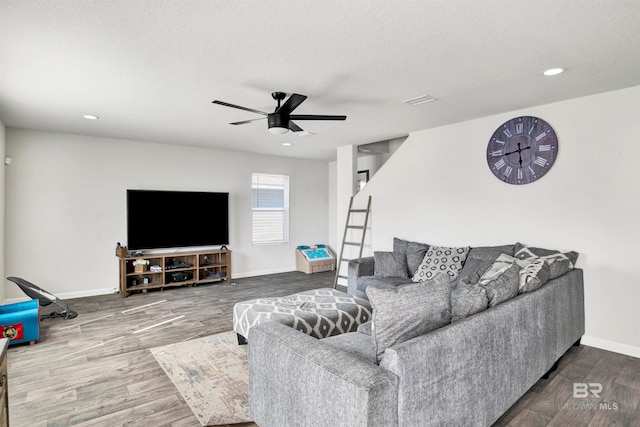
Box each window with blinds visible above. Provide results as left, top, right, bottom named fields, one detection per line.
left=252, top=173, right=289, bottom=244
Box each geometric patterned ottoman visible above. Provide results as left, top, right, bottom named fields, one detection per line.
left=232, top=288, right=372, bottom=344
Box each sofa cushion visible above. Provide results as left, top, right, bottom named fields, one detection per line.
left=412, top=246, right=470, bottom=282
left=357, top=320, right=372, bottom=335
left=514, top=243, right=579, bottom=279
left=357, top=276, right=414, bottom=295
left=451, top=280, right=488, bottom=321
left=323, top=331, right=377, bottom=365
left=374, top=251, right=409, bottom=278
left=366, top=281, right=452, bottom=362
left=478, top=255, right=520, bottom=307
left=393, top=238, right=430, bottom=277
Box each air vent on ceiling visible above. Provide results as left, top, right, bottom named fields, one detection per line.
left=402, top=94, right=437, bottom=106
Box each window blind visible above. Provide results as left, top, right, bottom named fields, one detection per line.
left=252, top=173, right=289, bottom=244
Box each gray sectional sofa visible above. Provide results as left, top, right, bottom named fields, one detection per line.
left=248, top=241, right=584, bottom=427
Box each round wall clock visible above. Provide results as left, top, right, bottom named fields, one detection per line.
left=486, top=116, right=558, bottom=185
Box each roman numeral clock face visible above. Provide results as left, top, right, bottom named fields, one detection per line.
left=486, top=116, right=558, bottom=185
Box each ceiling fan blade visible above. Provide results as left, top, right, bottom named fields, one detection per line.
left=288, top=121, right=304, bottom=132
left=276, top=93, right=307, bottom=115
left=212, top=100, right=268, bottom=116
left=290, top=114, right=347, bottom=121
left=230, top=117, right=267, bottom=125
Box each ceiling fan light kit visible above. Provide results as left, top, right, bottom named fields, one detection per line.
left=267, top=112, right=289, bottom=134
left=212, top=91, right=346, bottom=135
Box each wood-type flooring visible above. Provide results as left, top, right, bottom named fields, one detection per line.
left=6, top=271, right=640, bottom=426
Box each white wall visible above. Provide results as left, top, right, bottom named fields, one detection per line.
left=328, top=161, right=337, bottom=252
left=356, top=136, right=407, bottom=185
left=351, top=86, right=640, bottom=357
left=0, top=119, right=5, bottom=303
left=4, top=129, right=329, bottom=299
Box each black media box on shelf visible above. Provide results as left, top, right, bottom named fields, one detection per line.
left=170, top=272, right=191, bottom=282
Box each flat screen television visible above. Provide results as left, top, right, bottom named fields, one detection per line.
left=127, top=189, right=229, bottom=251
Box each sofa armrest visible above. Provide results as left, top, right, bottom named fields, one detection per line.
left=249, top=321, right=398, bottom=427
left=348, top=256, right=375, bottom=297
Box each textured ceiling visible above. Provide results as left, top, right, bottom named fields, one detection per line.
left=1, top=1, right=639, bottom=161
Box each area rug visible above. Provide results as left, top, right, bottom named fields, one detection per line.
left=150, top=330, right=251, bottom=426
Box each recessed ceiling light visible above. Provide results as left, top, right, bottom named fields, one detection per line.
left=282, top=142, right=292, bottom=146
left=543, top=68, right=566, bottom=76
left=83, top=114, right=99, bottom=120
left=402, top=94, right=437, bottom=106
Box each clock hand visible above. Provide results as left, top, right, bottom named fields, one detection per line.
left=517, top=143, right=523, bottom=166
left=503, top=144, right=532, bottom=156
left=519, top=145, right=530, bottom=167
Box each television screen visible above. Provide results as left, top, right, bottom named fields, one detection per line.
left=127, top=189, right=229, bottom=251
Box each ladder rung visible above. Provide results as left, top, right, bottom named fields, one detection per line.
left=334, top=196, right=371, bottom=290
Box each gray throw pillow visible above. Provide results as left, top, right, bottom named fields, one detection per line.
left=392, top=237, right=409, bottom=254
left=479, top=257, right=520, bottom=307
left=514, top=243, right=579, bottom=279
left=451, top=280, right=488, bottom=321
left=458, top=257, right=494, bottom=285
left=366, top=281, right=452, bottom=362
left=412, top=246, right=470, bottom=282
left=467, top=244, right=516, bottom=260
left=458, top=245, right=516, bottom=284
left=374, top=251, right=408, bottom=278
left=393, top=237, right=430, bottom=277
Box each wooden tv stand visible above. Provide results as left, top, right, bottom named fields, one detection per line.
left=117, top=249, right=231, bottom=297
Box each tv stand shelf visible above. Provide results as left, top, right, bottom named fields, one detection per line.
left=117, top=249, right=231, bottom=297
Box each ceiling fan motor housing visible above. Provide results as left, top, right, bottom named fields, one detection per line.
left=267, top=113, right=287, bottom=130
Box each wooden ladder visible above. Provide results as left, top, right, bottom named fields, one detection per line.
left=333, top=195, right=372, bottom=289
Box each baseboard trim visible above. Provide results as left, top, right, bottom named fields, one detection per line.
left=5, top=287, right=118, bottom=304
left=581, top=335, right=640, bottom=359
left=232, top=266, right=296, bottom=279
left=3, top=267, right=307, bottom=304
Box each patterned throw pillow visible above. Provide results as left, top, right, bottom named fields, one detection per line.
left=514, top=243, right=579, bottom=279
left=366, top=281, right=452, bottom=362
left=517, top=257, right=550, bottom=293
left=478, top=253, right=515, bottom=284
left=412, top=246, right=470, bottom=282
left=374, top=251, right=409, bottom=278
